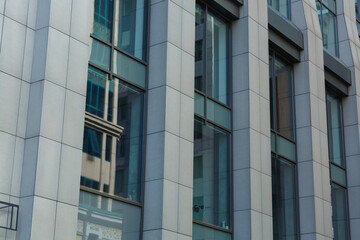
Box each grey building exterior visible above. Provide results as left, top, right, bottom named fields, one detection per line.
left=0, top=0, right=359, bottom=240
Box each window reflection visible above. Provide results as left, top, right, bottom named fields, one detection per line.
left=193, top=118, right=230, bottom=228
left=331, top=184, right=349, bottom=240
left=268, top=0, right=290, bottom=19
left=77, top=191, right=141, bottom=240
left=316, top=0, right=338, bottom=56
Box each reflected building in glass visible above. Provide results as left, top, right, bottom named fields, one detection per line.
left=1, top=0, right=360, bottom=240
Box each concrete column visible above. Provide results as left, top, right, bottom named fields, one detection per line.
left=336, top=0, right=360, bottom=239
left=232, top=1, right=272, bottom=239
left=143, top=0, right=195, bottom=239
left=291, top=0, right=333, bottom=239
left=16, top=0, right=92, bottom=239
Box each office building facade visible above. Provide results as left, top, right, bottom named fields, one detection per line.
left=0, top=0, right=360, bottom=239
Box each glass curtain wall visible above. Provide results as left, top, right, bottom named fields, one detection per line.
left=193, top=3, right=231, bottom=240
left=326, top=91, right=350, bottom=240
left=77, top=0, right=148, bottom=240
left=268, top=0, right=290, bottom=19
left=269, top=51, right=299, bottom=240
left=316, top=0, right=338, bottom=56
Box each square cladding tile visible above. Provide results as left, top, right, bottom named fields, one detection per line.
left=49, top=0, right=72, bottom=34
left=143, top=179, right=163, bottom=231
left=16, top=81, right=30, bottom=138
left=164, top=132, right=180, bottom=182
left=10, top=137, right=25, bottom=197
left=148, top=42, right=167, bottom=89
left=34, top=137, right=61, bottom=200
left=145, top=132, right=165, bottom=182
left=179, top=138, right=193, bottom=188
left=0, top=72, right=21, bottom=135
left=70, top=0, right=92, bottom=44
left=180, top=94, right=194, bottom=141
left=0, top=17, right=26, bottom=79
left=30, top=196, right=56, bottom=240
left=147, top=86, right=166, bottom=134
left=57, top=145, right=82, bottom=205
left=45, top=27, right=69, bottom=87
left=22, top=28, right=35, bottom=83
left=5, top=0, right=29, bottom=25
left=54, top=202, right=78, bottom=240
left=20, top=137, right=39, bottom=197
left=0, top=132, right=15, bottom=195
left=67, top=38, right=90, bottom=96
left=165, top=86, right=181, bottom=136
left=40, top=81, right=66, bottom=142
left=62, top=90, right=86, bottom=149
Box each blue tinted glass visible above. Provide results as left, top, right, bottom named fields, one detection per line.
left=206, top=11, right=229, bottom=105
left=193, top=118, right=230, bottom=228
left=113, top=50, right=146, bottom=88
left=108, top=78, right=115, bottom=121
left=86, top=67, right=107, bottom=118
left=105, top=135, right=112, bottom=162
left=331, top=184, right=349, bottom=240
left=317, top=2, right=338, bottom=56
left=83, top=127, right=103, bottom=158
left=268, top=0, right=290, bottom=19
left=194, top=92, right=205, bottom=117
left=90, top=39, right=111, bottom=70
left=93, top=0, right=113, bottom=42
left=277, top=135, right=296, bottom=161
left=326, top=93, right=345, bottom=167
left=77, top=190, right=141, bottom=240
left=206, top=98, right=231, bottom=129
left=272, top=156, right=299, bottom=240
left=115, top=81, right=145, bottom=201
left=114, top=0, right=147, bottom=60
left=193, top=223, right=231, bottom=240
left=331, top=164, right=347, bottom=186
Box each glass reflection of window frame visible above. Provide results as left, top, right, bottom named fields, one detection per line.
left=269, top=50, right=300, bottom=240
left=193, top=3, right=232, bottom=239
left=268, top=0, right=291, bottom=19
left=325, top=89, right=350, bottom=240
left=195, top=2, right=231, bottom=107
left=316, top=0, right=339, bottom=57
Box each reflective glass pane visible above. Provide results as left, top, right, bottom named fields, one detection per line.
left=108, top=78, right=115, bottom=121
left=206, top=99, right=231, bottom=129
left=331, top=184, right=349, bottom=240
left=93, top=0, right=113, bottom=42
left=195, top=92, right=205, bottom=117
left=317, top=2, right=338, bottom=56
left=90, top=39, right=111, bottom=70
left=268, top=0, right=290, bottom=19
left=206, top=12, right=229, bottom=105
left=193, top=119, right=230, bottom=228
left=274, top=57, right=294, bottom=140
left=321, top=0, right=336, bottom=13
left=272, top=156, right=298, bottom=240
left=115, top=81, right=144, bottom=201
left=277, top=135, right=296, bottom=161
left=86, top=67, right=107, bottom=118
left=83, top=127, right=103, bottom=159
left=114, top=0, right=147, bottom=60
left=113, top=50, right=146, bottom=88
left=193, top=224, right=231, bottom=240
left=326, top=92, right=345, bottom=167
left=331, top=164, right=347, bottom=186
left=269, top=53, right=276, bottom=131
left=271, top=132, right=276, bottom=151
left=195, top=4, right=205, bottom=92
left=77, top=191, right=141, bottom=240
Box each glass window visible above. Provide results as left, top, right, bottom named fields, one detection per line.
left=270, top=52, right=295, bottom=141
left=268, top=0, right=290, bottom=19
left=83, top=127, right=103, bottom=158
left=115, top=81, right=144, bottom=201
left=90, top=39, right=111, bottom=70
left=193, top=118, right=230, bottom=228
left=331, top=184, right=349, bottom=240
left=272, top=155, right=298, bottom=240
left=326, top=92, right=345, bottom=167
left=114, top=0, right=147, bottom=60
left=193, top=223, right=231, bottom=240
left=86, top=67, right=107, bottom=118
left=270, top=51, right=299, bottom=240
left=356, top=0, right=360, bottom=35
left=195, top=3, right=229, bottom=106
left=93, top=0, right=114, bottom=42
left=77, top=190, right=141, bottom=240
left=316, top=0, right=338, bottom=56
